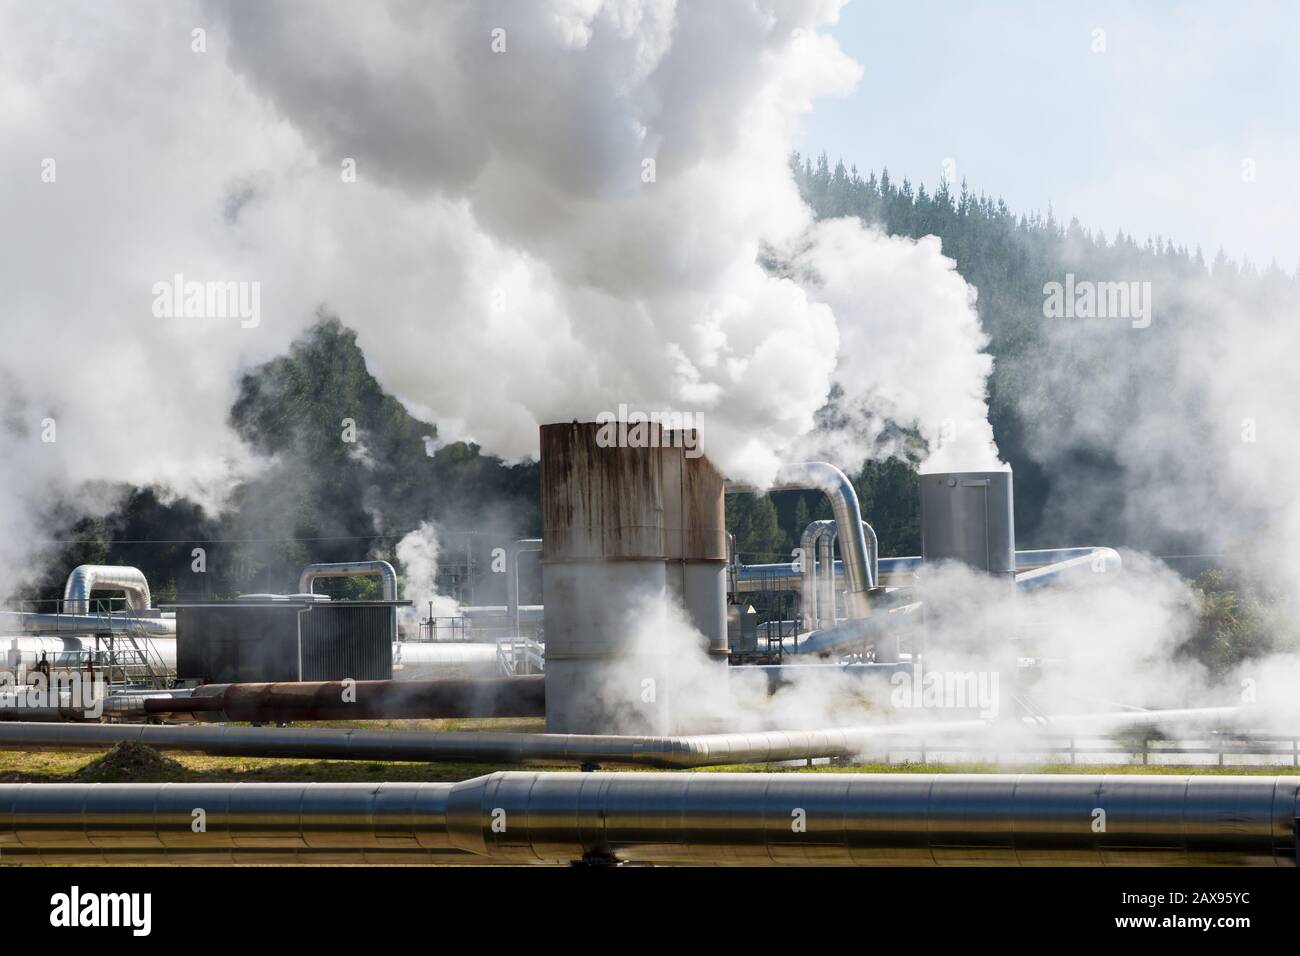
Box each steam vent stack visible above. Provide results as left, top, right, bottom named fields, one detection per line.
left=920, top=470, right=1016, bottom=583
left=540, top=421, right=727, bottom=735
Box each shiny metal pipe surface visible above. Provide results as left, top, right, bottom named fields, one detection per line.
left=798, top=520, right=835, bottom=631
left=816, top=523, right=837, bottom=629
left=0, top=613, right=176, bottom=638
left=0, top=707, right=1244, bottom=769
left=733, top=549, right=1100, bottom=596
left=449, top=771, right=1298, bottom=866
left=1015, top=548, right=1122, bottom=589
left=505, top=539, right=542, bottom=639
left=0, top=781, right=458, bottom=857
left=728, top=463, right=874, bottom=619
left=62, top=565, right=152, bottom=615
left=0, top=772, right=1292, bottom=866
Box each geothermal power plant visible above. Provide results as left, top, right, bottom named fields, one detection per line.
left=0, top=421, right=1294, bottom=866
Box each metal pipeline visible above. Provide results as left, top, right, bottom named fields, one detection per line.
left=141, top=676, right=545, bottom=721
left=505, top=539, right=542, bottom=639
left=0, top=770, right=1292, bottom=866
left=1015, top=548, right=1123, bottom=589
left=62, top=565, right=152, bottom=615
left=798, top=520, right=835, bottom=631
left=0, top=707, right=1244, bottom=769
left=0, top=614, right=177, bottom=638
left=861, top=520, right=879, bottom=587
left=816, top=523, right=836, bottom=628
left=728, top=463, right=874, bottom=619
left=814, top=519, right=880, bottom=629
left=734, top=548, right=1115, bottom=598
left=299, top=560, right=399, bottom=638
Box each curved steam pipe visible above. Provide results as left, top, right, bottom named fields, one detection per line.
left=816, top=524, right=837, bottom=628
left=798, top=520, right=835, bottom=631
left=728, top=463, right=874, bottom=619
left=506, top=539, right=542, bottom=639
left=813, top=518, right=880, bottom=630
left=62, top=565, right=152, bottom=615
left=298, top=560, right=397, bottom=600
left=299, top=560, right=398, bottom=637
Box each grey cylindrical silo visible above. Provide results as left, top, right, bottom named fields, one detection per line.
left=920, top=470, right=1016, bottom=582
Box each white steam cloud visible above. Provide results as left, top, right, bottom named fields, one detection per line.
left=0, top=0, right=1000, bottom=598
left=394, top=521, right=460, bottom=637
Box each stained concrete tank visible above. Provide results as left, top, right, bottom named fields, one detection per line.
left=540, top=421, right=727, bottom=735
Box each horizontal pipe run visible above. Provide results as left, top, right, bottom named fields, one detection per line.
left=0, top=707, right=1244, bottom=769
left=0, top=847, right=483, bottom=865
left=142, top=677, right=546, bottom=722
left=734, top=548, right=1111, bottom=596
left=0, top=771, right=1292, bottom=866
left=0, top=612, right=176, bottom=637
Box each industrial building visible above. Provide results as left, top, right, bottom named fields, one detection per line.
left=0, top=421, right=1294, bottom=867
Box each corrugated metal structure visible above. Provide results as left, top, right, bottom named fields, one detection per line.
left=174, top=601, right=399, bottom=683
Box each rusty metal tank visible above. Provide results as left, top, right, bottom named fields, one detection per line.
left=540, top=421, right=726, bottom=735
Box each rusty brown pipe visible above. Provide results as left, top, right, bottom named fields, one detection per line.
left=143, top=676, right=545, bottom=722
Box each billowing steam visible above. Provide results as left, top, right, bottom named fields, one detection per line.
left=394, top=521, right=460, bottom=637
left=0, top=0, right=1000, bottom=599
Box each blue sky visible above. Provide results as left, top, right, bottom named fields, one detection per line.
left=801, top=0, right=1299, bottom=268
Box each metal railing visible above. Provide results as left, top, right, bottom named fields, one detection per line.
left=859, top=734, right=1300, bottom=768
left=415, top=614, right=472, bottom=642
left=3, top=597, right=172, bottom=690
left=495, top=637, right=545, bottom=676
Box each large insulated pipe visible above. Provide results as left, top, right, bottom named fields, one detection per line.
left=734, top=549, right=1103, bottom=596
left=816, top=522, right=837, bottom=629
left=0, top=707, right=1243, bottom=769
left=141, top=676, right=545, bottom=721
left=506, top=539, right=542, bottom=640
left=860, top=520, right=879, bottom=587
left=1015, top=548, right=1122, bottom=589
left=0, top=771, right=1292, bottom=866
left=62, top=565, right=152, bottom=615
left=0, top=612, right=176, bottom=637
left=798, top=520, right=835, bottom=631
left=299, top=560, right=399, bottom=638
left=728, top=463, right=873, bottom=620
